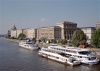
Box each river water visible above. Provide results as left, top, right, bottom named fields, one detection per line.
left=0, top=37, right=100, bottom=71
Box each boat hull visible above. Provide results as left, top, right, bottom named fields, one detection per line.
left=19, top=44, right=38, bottom=50
left=81, top=59, right=99, bottom=65
left=38, top=50, right=80, bottom=66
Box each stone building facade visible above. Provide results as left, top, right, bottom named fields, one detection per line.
left=10, top=21, right=77, bottom=40
left=11, top=29, right=22, bottom=38
left=56, top=21, right=77, bottom=40
left=96, top=22, right=100, bottom=29
left=80, top=27, right=96, bottom=44
left=8, top=25, right=17, bottom=37
left=23, top=28, right=36, bottom=40
left=11, top=27, right=36, bottom=39
left=37, top=26, right=61, bottom=40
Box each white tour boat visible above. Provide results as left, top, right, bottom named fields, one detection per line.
left=42, top=44, right=99, bottom=65
left=38, top=49, right=80, bottom=66
left=19, top=41, right=38, bottom=50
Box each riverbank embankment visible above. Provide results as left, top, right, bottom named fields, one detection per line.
left=5, top=38, right=100, bottom=59
left=5, top=38, right=20, bottom=43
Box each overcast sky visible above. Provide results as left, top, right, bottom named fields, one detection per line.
left=0, top=0, right=100, bottom=34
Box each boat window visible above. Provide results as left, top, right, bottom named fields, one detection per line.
left=50, top=44, right=58, bottom=46
left=56, top=57, right=59, bottom=59
left=88, top=57, right=96, bottom=60
left=66, top=50, right=70, bottom=52
left=78, top=51, right=92, bottom=55
left=79, top=56, right=82, bottom=58
left=66, top=50, right=76, bottom=53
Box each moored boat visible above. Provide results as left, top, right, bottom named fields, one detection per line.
left=19, top=41, right=38, bottom=50
left=38, top=48, right=80, bottom=66
left=41, top=44, right=99, bottom=65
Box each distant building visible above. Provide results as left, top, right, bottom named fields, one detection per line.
left=12, top=25, right=17, bottom=30
left=56, top=21, right=77, bottom=40
left=96, top=22, right=100, bottom=29
left=10, top=21, right=77, bottom=40
left=11, top=29, right=22, bottom=38
left=11, top=27, right=36, bottom=39
left=7, top=25, right=17, bottom=37
left=37, top=26, right=61, bottom=40
left=7, top=30, right=11, bottom=37
left=80, top=27, right=96, bottom=44
left=22, top=28, right=36, bottom=40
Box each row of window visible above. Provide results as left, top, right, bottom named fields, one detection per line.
left=40, top=52, right=59, bottom=59
left=65, top=25, right=76, bottom=28
left=51, top=47, right=77, bottom=54
left=65, top=31, right=74, bottom=34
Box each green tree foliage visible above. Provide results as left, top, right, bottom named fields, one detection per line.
left=10, top=36, right=17, bottom=39
left=18, top=33, right=26, bottom=40
left=85, top=43, right=89, bottom=47
left=91, top=28, right=100, bottom=47
left=32, top=38, right=36, bottom=42
left=58, top=39, right=67, bottom=45
left=40, top=37, right=48, bottom=42
left=50, top=39, right=57, bottom=43
left=71, top=29, right=86, bottom=46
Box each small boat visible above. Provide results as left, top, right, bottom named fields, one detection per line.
left=19, top=40, right=38, bottom=50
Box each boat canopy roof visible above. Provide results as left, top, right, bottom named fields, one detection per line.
left=49, top=45, right=90, bottom=52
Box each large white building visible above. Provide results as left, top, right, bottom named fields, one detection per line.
left=36, top=26, right=61, bottom=40
left=56, top=21, right=77, bottom=40
left=10, top=25, right=22, bottom=38
left=22, top=28, right=36, bottom=40
left=11, top=27, right=36, bottom=39
left=80, top=27, right=96, bottom=44
left=11, top=29, right=22, bottom=38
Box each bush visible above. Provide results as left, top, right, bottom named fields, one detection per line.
left=58, top=39, right=67, bottom=45
left=85, top=43, right=89, bottom=47
left=40, top=37, right=48, bottom=43
left=10, top=36, right=16, bottom=39
left=18, top=33, right=26, bottom=40
left=32, top=38, right=36, bottom=42
left=50, top=39, right=57, bottom=43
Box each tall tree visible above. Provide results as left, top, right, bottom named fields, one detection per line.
left=18, top=33, right=26, bottom=40
left=91, top=28, right=100, bottom=47
left=71, top=29, right=86, bottom=46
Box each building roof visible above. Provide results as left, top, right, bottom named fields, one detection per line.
left=56, top=21, right=77, bottom=25
left=37, top=26, right=61, bottom=29
left=50, top=46, right=89, bottom=52
left=79, top=27, right=95, bottom=29
left=12, top=25, right=17, bottom=30
left=96, top=22, right=100, bottom=24
left=63, top=21, right=77, bottom=24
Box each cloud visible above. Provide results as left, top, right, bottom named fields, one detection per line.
left=40, top=18, right=50, bottom=23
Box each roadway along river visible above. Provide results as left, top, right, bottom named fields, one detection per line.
left=0, top=37, right=100, bottom=71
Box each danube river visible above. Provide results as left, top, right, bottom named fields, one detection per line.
left=0, top=38, right=100, bottom=71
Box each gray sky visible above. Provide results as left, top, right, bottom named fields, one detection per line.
left=0, top=0, right=100, bottom=34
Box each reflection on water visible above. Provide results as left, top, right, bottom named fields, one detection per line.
left=0, top=37, right=100, bottom=71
